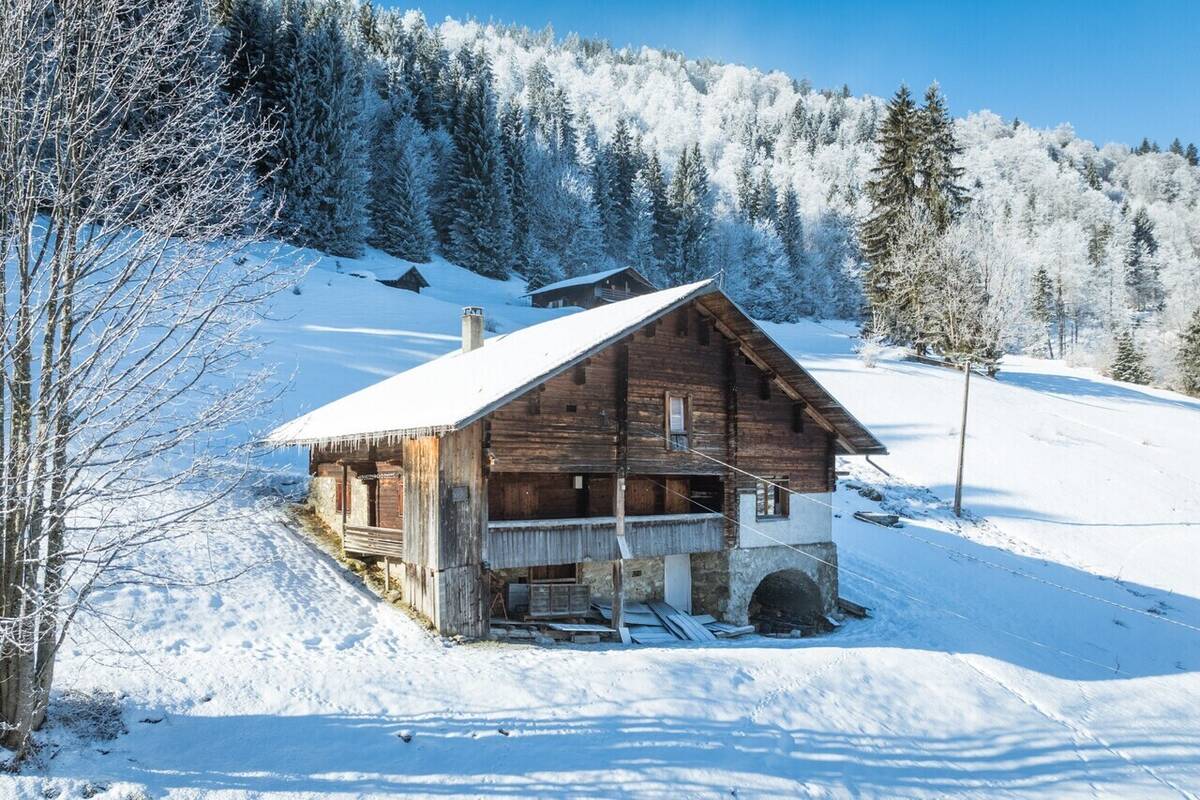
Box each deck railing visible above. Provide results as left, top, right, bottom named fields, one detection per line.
left=343, top=524, right=405, bottom=560
left=594, top=286, right=638, bottom=303
left=485, top=512, right=724, bottom=570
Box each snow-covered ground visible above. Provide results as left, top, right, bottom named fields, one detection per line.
left=10, top=249, right=1200, bottom=798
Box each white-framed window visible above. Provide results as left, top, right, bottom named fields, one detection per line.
left=756, top=477, right=789, bottom=519
left=666, top=393, right=689, bottom=451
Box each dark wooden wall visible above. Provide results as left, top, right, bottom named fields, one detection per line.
left=486, top=302, right=834, bottom=492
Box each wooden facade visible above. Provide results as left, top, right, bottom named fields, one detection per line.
left=300, top=288, right=883, bottom=637
left=527, top=267, right=657, bottom=309
left=377, top=266, right=429, bottom=293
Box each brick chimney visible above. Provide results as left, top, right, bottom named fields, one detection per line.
left=461, top=306, right=484, bottom=353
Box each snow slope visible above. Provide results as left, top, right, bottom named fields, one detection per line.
left=10, top=249, right=1200, bottom=799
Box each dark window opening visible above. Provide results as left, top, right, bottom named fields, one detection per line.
left=756, top=477, right=789, bottom=519
left=698, top=322, right=711, bottom=346
left=759, top=374, right=772, bottom=400
left=573, top=365, right=587, bottom=385
left=565, top=403, right=578, bottom=413
left=792, top=402, right=806, bottom=433
left=666, top=394, right=689, bottom=451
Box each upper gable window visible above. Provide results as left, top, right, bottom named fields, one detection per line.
left=666, top=394, right=689, bottom=451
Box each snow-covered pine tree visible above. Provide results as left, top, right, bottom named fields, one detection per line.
left=735, top=220, right=793, bottom=321
left=1124, top=207, right=1163, bottom=312
left=916, top=82, right=967, bottom=232
left=402, top=14, right=448, bottom=129
left=299, top=8, right=368, bottom=256
left=775, top=185, right=806, bottom=312
left=1110, top=329, right=1151, bottom=384
left=1177, top=308, right=1200, bottom=397
left=220, top=0, right=276, bottom=119
left=861, top=84, right=921, bottom=331
left=666, top=143, right=714, bottom=283
left=446, top=53, right=512, bottom=278
left=1029, top=265, right=1056, bottom=357
left=641, top=151, right=675, bottom=272
left=500, top=100, right=536, bottom=280
left=1169, top=138, right=1185, bottom=157
left=368, top=70, right=435, bottom=262
left=1187, top=143, right=1199, bottom=167
left=564, top=173, right=609, bottom=276
left=629, top=172, right=660, bottom=284
left=602, top=118, right=640, bottom=263
left=755, top=172, right=778, bottom=225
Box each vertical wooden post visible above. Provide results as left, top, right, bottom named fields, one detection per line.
left=723, top=340, right=740, bottom=547
left=340, top=463, right=349, bottom=556
left=953, top=359, right=971, bottom=517
left=613, top=474, right=626, bottom=633
left=383, top=556, right=391, bottom=593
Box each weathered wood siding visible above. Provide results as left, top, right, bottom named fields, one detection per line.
left=401, top=436, right=440, bottom=625
left=486, top=302, right=832, bottom=482
left=485, top=513, right=724, bottom=569
left=489, top=347, right=620, bottom=472
left=436, top=423, right=487, bottom=637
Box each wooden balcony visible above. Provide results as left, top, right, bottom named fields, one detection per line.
left=594, top=286, right=638, bottom=303
left=485, top=512, right=724, bottom=570
left=343, top=524, right=405, bottom=560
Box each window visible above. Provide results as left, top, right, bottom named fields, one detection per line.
left=666, top=394, right=689, bottom=451
left=756, top=477, right=789, bottom=519
left=335, top=479, right=351, bottom=514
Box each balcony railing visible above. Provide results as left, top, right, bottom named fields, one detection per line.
left=485, top=512, right=724, bottom=570
left=343, top=524, right=405, bottom=560
left=594, top=286, right=638, bottom=303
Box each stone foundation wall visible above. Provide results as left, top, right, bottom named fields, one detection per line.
left=579, top=557, right=664, bottom=604
left=691, top=543, right=838, bottom=625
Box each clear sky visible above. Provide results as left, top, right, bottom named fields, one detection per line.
left=391, top=0, right=1200, bottom=148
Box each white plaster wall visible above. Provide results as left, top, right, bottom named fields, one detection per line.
left=737, top=490, right=832, bottom=548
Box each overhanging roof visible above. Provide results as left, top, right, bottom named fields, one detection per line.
left=266, top=280, right=885, bottom=455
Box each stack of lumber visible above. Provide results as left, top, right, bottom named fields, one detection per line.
left=592, top=601, right=755, bottom=644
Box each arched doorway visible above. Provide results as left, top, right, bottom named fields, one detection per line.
left=748, top=569, right=824, bottom=634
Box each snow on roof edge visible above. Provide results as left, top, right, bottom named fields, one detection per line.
left=264, top=279, right=716, bottom=448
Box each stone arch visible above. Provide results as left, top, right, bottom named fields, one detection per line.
left=747, top=568, right=824, bottom=631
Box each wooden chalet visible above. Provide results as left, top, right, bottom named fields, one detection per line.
left=269, top=280, right=885, bottom=638
left=525, top=266, right=657, bottom=309
left=377, top=266, right=430, bottom=294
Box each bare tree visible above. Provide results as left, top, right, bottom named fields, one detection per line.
left=0, top=0, right=286, bottom=758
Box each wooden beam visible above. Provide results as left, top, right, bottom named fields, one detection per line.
left=694, top=301, right=857, bottom=453
left=613, top=474, right=626, bottom=633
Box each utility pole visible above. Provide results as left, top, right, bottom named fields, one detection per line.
left=953, top=359, right=971, bottom=517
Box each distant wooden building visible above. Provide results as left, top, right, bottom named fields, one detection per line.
left=526, top=267, right=657, bottom=309
left=269, top=281, right=885, bottom=638
left=377, top=266, right=429, bottom=294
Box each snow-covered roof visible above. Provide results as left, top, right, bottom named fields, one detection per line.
left=267, top=278, right=886, bottom=455
left=524, top=266, right=655, bottom=296
left=267, top=280, right=716, bottom=447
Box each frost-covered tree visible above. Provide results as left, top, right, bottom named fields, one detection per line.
left=0, top=0, right=285, bottom=758
left=665, top=144, right=715, bottom=283
left=1177, top=308, right=1200, bottom=397
left=601, top=118, right=640, bottom=263
left=916, top=82, right=967, bottom=231
left=629, top=172, right=661, bottom=284
left=1124, top=207, right=1163, bottom=312
left=1110, top=330, right=1151, bottom=384
left=776, top=186, right=805, bottom=287
left=368, top=74, right=435, bottom=261
left=270, top=2, right=368, bottom=256
left=500, top=99, right=535, bottom=277
left=1029, top=265, right=1056, bottom=357
left=1186, top=143, right=1199, bottom=167
left=445, top=53, right=512, bottom=278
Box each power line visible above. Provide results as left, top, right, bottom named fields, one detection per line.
left=631, top=421, right=1200, bottom=637
left=646, top=476, right=1131, bottom=677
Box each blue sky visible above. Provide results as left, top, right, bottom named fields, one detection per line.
left=391, top=0, right=1199, bottom=148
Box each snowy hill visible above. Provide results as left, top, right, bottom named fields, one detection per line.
left=16, top=249, right=1200, bottom=798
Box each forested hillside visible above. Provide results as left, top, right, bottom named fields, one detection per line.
left=216, top=0, right=1200, bottom=387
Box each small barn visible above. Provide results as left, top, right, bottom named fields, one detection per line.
left=377, top=266, right=430, bottom=294
left=526, top=267, right=657, bottom=309
left=268, top=281, right=885, bottom=639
